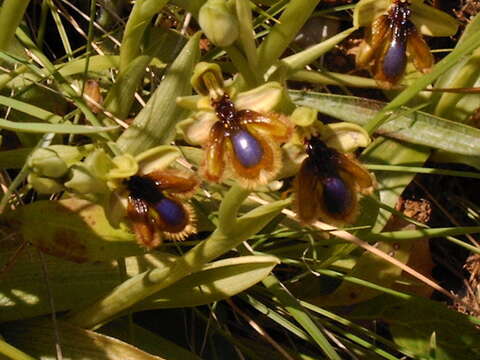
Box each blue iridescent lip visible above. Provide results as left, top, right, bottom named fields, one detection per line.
left=231, top=129, right=264, bottom=168
left=383, top=38, right=407, bottom=80
left=322, top=177, right=352, bottom=215
left=154, top=198, right=186, bottom=227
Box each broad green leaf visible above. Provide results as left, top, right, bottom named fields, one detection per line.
left=350, top=295, right=480, bottom=360
left=66, top=196, right=289, bottom=328
left=5, top=198, right=140, bottom=263
left=0, top=250, right=122, bottom=322
left=1, top=318, right=164, bottom=360
left=291, top=91, right=480, bottom=156
left=138, top=255, right=279, bottom=309
left=105, top=28, right=187, bottom=119
left=116, top=33, right=201, bottom=155
left=0, top=94, right=64, bottom=124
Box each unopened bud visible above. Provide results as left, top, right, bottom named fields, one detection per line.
left=28, top=173, right=64, bottom=194
left=28, top=148, right=69, bottom=178
left=199, top=0, right=239, bottom=47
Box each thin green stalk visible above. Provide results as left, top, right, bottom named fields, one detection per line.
left=0, top=0, right=31, bottom=51
left=365, top=164, right=480, bottom=179
left=305, top=268, right=411, bottom=300
left=289, top=69, right=378, bottom=88
left=282, top=27, right=356, bottom=72
left=300, top=301, right=414, bottom=359
left=363, top=226, right=480, bottom=245
left=218, top=184, right=250, bottom=235
left=36, top=0, right=49, bottom=48
left=46, top=0, right=74, bottom=60
left=81, top=0, right=97, bottom=95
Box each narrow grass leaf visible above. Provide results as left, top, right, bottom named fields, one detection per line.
left=282, top=27, right=356, bottom=72
left=0, top=338, right=36, bottom=360
left=257, top=0, right=321, bottom=74
left=0, top=119, right=117, bottom=134
left=362, top=137, right=430, bottom=231
left=0, top=95, right=63, bottom=123
left=0, top=0, right=31, bottom=51
left=350, top=295, right=480, bottom=360
left=291, top=91, right=480, bottom=156
left=263, top=275, right=342, bottom=360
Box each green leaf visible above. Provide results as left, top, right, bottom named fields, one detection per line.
left=66, top=197, right=289, bottom=328
left=101, top=321, right=203, bottom=360
left=0, top=0, right=31, bottom=51
left=138, top=255, right=279, bottom=309
left=116, top=32, right=201, bottom=155
left=5, top=198, right=140, bottom=263
left=0, top=119, right=118, bottom=134
left=0, top=338, right=35, bottom=360
left=362, top=137, right=430, bottom=231
left=257, top=0, right=320, bottom=74
left=433, top=14, right=480, bottom=120
left=350, top=295, right=480, bottom=360
left=1, top=319, right=164, bottom=359
left=310, top=240, right=413, bottom=306
left=0, top=249, right=176, bottom=322
left=0, top=94, right=63, bottom=123
left=291, top=91, right=480, bottom=156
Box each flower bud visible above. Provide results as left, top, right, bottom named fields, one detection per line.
left=65, top=164, right=108, bottom=194
left=28, top=148, right=69, bottom=178
left=28, top=173, right=64, bottom=194
left=199, top=0, right=239, bottom=47
left=28, top=145, right=85, bottom=178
